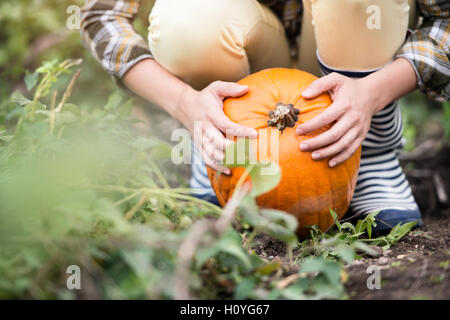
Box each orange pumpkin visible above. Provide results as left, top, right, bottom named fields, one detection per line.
left=207, top=68, right=361, bottom=237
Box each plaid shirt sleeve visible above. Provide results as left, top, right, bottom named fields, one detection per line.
left=396, top=0, right=450, bottom=101
left=80, top=0, right=153, bottom=79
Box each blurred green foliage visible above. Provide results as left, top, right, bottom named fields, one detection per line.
left=400, top=91, right=446, bottom=151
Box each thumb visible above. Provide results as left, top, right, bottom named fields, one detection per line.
left=210, top=81, right=249, bottom=99
left=302, top=73, right=342, bottom=99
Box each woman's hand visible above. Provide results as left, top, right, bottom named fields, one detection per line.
left=296, top=72, right=385, bottom=167
left=295, top=58, right=418, bottom=167
left=180, top=81, right=258, bottom=173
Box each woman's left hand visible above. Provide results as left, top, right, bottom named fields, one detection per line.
left=296, top=72, right=385, bottom=168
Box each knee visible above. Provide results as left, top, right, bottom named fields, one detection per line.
left=148, top=0, right=259, bottom=89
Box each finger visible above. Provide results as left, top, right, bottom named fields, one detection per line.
left=302, top=72, right=343, bottom=99
left=204, top=142, right=223, bottom=162
left=296, top=101, right=346, bottom=135
left=214, top=115, right=257, bottom=139
left=204, top=125, right=227, bottom=146
left=200, top=147, right=231, bottom=175
left=300, top=116, right=354, bottom=152
left=307, top=128, right=359, bottom=161
left=328, top=137, right=363, bottom=168
left=210, top=81, right=248, bottom=99
left=204, top=126, right=233, bottom=155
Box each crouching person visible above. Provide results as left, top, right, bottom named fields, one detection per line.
left=81, top=0, right=449, bottom=232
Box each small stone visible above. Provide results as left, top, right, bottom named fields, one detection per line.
left=378, top=257, right=389, bottom=265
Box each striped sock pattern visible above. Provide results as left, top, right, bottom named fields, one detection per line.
left=318, top=57, right=420, bottom=217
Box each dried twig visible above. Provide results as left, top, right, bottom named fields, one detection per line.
left=399, top=139, right=442, bottom=161
left=405, top=169, right=433, bottom=179
left=276, top=273, right=300, bottom=289
left=432, top=173, right=448, bottom=204
left=125, top=193, right=148, bottom=220
left=55, top=68, right=81, bottom=112
left=49, top=91, right=57, bottom=133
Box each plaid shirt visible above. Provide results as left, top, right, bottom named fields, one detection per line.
left=81, top=0, right=449, bottom=101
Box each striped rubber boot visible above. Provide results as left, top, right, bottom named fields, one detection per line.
left=318, top=57, right=422, bottom=232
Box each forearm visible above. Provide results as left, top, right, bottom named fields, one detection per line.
left=394, top=0, right=449, bottom=101
left=360, top=58, right=418, bottom=113
left=122, top=59, right=197, bottom=129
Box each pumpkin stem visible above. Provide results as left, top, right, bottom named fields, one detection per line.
left=267, top=103, right=300, bottom=133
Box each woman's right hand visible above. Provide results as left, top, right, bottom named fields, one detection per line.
left=180, top=81, right=258, bottom=174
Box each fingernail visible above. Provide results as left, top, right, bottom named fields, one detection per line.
left=296, top=128, right=304, bottom=135
left=224, top=168, right=231, bottom=175
left=312, top=152, right=320, bottom=160
left=329, top=161, right=336, bottom=168
left=248, top=129, right=258, bottom=138
left=300, top=143, right=308, bottom=151
left=302, top=88, right=313, bottom=97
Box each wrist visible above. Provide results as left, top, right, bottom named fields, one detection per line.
left=358, top=76, right=389, bottom=115
left=360, top=58, right=418, bottom=114
left=174, top=85, right=199, bottom=130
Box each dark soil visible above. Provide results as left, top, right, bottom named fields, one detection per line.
left=345, top=217, right=450, bottom=299
left=253, top=146, right=450, bottom=300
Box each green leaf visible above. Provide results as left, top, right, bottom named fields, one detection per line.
left=278, top=281, right=308, bottom=300
left=255, top=260, right=281, bottom=276
left=223, top=138, right=281, bottom=197
left=329, top=209, right=340, bottom=231
left=36, top=59, right=59, bottom=74
left=334, top=246, right=355, bottom=264
left=23, top=101, right=47, bottom=119
left=340, top=222, right=356, bottom=234
left=300, top=256, right=327, bottom=274
left=104, top=91, right=123, bottom=112
left=300, top=257, right=342, bottom=286
left=239, top=196, right=298, bottom=246
left=248, top=161, right=281, bottom=197
left=388, top=221, right=417, bottom=242
left=61, top=103, right=81, bottom=117
left=352, top=241, right=379, bottom=257
left=196, top=228, right=252, bottom=270
left=53, top=109, right=78, bottom=126
left=121, top=249, right=152, bottom=278
left=25, top=71, right=39, bottom=91
left=234, top=277, right=257, bottom=299
left=10, top=91, right=31, bottom=106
